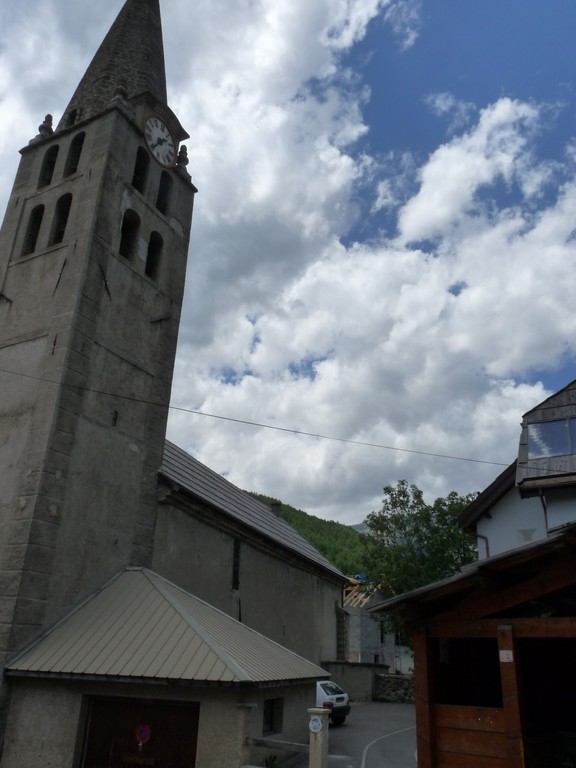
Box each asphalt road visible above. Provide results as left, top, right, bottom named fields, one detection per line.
left=286, top=702, right=416, bottom=768
left=325, top=702, right=416, bottom=768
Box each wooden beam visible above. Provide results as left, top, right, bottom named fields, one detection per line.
left=413, top=629, right=434, bottom=768
left=497, top=625, right=525, bottom=768
left=427, top=616, right=576, bottom=639
left=432, top=553, right=576, bottom=622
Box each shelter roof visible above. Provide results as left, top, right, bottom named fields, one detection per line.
left=6, top=569, right=329, bottom=685
left=369, top=521, right=576, bottom=626
left=161, top=440, right=344, bottom=582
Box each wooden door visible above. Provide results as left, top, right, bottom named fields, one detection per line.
left=80, top=697, right=200, bottom=768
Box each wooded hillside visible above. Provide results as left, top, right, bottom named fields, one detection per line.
left=251, top=493, right=367, bottom=576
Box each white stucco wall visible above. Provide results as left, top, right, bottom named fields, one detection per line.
left=475, top=488, right=546, bottom=558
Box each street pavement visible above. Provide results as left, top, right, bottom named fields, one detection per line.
left=327, top=702, right=416, bottom=768
left=286, top=702, right=416, bottom=768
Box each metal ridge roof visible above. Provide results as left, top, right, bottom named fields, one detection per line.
left=7, top=569, right=329, bottom=685
left=160, top=440, right=344, bottom=581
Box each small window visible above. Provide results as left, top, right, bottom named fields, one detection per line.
left=38, top=145, right=59, bottom=188
left=145, top=231, right=163, bottom=279
left=48, top=194, right=73, bottom=245
left=156, top=171, right=173, bottom=215
left=64, top=132, right=85, bottom=177
left=263, top=698, right=284, bottom=735
left=119, top=209, right=140, bottom=260
left=132, top=147, right=150, bottom=193
left=21, top=205, right=45, bottom=255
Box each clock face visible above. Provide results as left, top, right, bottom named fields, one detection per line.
left=144, top=116, right=176, bottom=167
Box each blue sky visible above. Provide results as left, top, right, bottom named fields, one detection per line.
left=1, top=0, right=576, bottom=522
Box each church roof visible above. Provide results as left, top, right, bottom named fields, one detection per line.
left=6, top=569, right=328, bottom=685
left=58, top=0, right=167, bottom=130
left=160, top=441, right=345, bottom=582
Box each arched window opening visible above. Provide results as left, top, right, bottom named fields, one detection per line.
left=64, top=132, right=85, bottom=177
left=21, top=205, right=45, bottom=256
left=119, top=209, right=140, bottom=260
left=48, top=194, right=73, bottom=246
left=145, top=231, right=163, bottom=280
left=132, top=147, right=150, bottom=193
left=38, top=145, right=59, bottom=188
left=156, top=171, right=173, bottom=215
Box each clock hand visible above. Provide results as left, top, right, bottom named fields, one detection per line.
left=152, top=137, right=168, bottom=149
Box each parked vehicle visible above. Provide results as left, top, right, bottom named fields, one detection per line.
left=316, top=681, right=351, bottom=725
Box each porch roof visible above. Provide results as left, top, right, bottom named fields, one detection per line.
left=369, top=521, right=576, bottom=624
left=6, top=568, right=329, bottom=685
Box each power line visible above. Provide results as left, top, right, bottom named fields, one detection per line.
left=177, top=407, right=510, bottom=468
left=0, top=364, right=510, bottom=468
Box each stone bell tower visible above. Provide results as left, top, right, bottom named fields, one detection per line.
left=0, top=0, right=196, bottom=680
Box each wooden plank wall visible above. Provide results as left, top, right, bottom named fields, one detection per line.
left=433, top=705, right=507, bottom=767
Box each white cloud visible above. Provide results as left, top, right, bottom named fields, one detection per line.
left=1, top=0, right=574, bottom=524
left=383, top=0, right=422, bottom=50
left=397, top=98, right=542, bottom=244
left=425, top=91, right=476, bottom=133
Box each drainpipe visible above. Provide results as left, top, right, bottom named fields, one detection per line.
left=476, top=532, right=490, bottom=559
left=538, top=489, right=549, bottom=534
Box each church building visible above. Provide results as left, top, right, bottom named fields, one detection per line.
left=0, top=1, right=345, bottom=766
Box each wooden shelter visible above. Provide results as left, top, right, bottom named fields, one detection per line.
left=371, top=522, right=576, bottom=767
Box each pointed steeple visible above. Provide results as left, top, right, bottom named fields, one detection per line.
left=57, top=0, right=167, bottom=130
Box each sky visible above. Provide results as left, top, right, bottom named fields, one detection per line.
left=1, top=0, right=576, bottom=525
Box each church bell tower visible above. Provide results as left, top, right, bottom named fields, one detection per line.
left=0, top=0, right=196, bottom=669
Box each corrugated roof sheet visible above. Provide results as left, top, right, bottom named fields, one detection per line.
left=6, top=569, right=328, bottom=685
left=160, top=441, right=344, bottom=581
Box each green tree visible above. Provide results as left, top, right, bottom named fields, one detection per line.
left=363, top=480, right=478, bottom=598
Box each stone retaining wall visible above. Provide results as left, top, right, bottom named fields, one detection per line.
left=374, top=673, right=415, bottom=703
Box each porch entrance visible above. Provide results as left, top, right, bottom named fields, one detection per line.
left=80, top=697, right=200, bottom=768
left=519, top=638, right=576, bottom=767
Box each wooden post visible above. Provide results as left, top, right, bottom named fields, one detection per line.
left=497, top=625, right=525, bottom=768
left=413, top=628, right=433, bottom=768
left=307, top=708, right=330, bottom=768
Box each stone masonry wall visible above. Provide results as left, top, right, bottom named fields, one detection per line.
left=374, top=673, right=415, bottom=703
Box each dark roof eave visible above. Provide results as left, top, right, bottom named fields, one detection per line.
left=458, top=460, right=517, bottom=529
left=159, top=441, right=345, bottom=583
left=5, top=670, right=327, bottom=688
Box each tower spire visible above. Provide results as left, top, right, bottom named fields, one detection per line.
left=57, top=0, right=167, bottom=130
